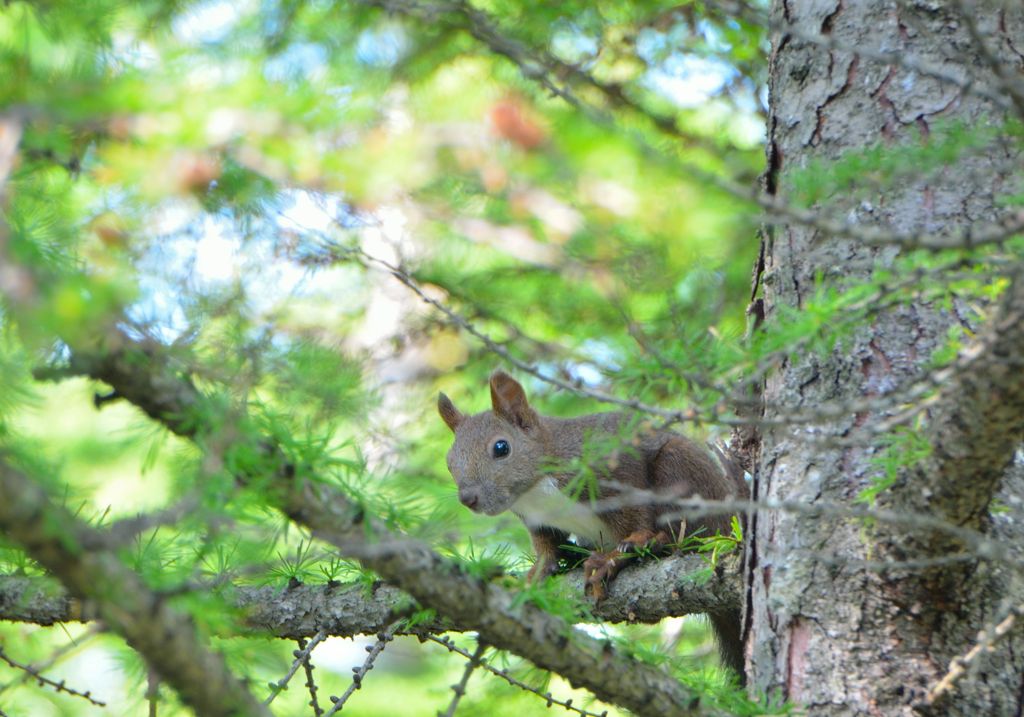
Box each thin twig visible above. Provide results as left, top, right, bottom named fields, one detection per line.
left=0, top=645, right=106, bottom=707
left=264, top=629, right=328, bottom=706
left=0, top=624, right=103, bottom=695
left=586, top=483, right=1022, bottom=571
left=439, top=641, right=485, bottom=717
left=343, top=243, right=748, bottom=428
left=96, top=492, right=204, bottom=549
left=426, top=635, right=609, bottom=717
left=363, top=0, right=1024, bottom=252
left=324, top=622, right=401, bottom=716
left=297, top=636, right=325, bottom=717
left=337, top=239, right=1008, bottom=441
left=925, top=601, right=1024, bottom=704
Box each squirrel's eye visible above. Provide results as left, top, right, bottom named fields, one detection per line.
left=492, top=439, right=510, bottom=458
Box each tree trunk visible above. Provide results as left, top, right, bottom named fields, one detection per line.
left=747, top=1, right=1024, bottom=714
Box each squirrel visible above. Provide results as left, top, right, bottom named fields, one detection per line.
left=438, top=370, right=749, bottom=678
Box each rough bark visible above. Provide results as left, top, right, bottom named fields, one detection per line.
left=748, top=1, right=1024, bottom=715
left=896, top=273, right=1024, bottom=530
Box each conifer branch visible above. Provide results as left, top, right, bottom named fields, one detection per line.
left=425, top=635, right=610, bottom=717
left=324, top=623, right=400, bottom=716
left=338, top=241, right=1019, bottom=444
left=264, top=629, right=327, bottom=706
left=925, top=599, right=1024, bottom=706
left=0, top=458, right=270, bottom=717
left=0, top=624, right=102, bottom=696
left=895, top=270, right=1024, bottom=533
left=0, top=645, right=105, bottom=707
left=362, top=0, right=1024, bottom=251
left=439, top=640, right=485, bottom=717
left=298, top=635, right=326, bottom=717
left=49, top=331, right=734, bottom=717
left=0, top=549, right=740, bottom=635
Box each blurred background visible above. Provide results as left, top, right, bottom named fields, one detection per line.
left=0, top=0, right=769, bottom=714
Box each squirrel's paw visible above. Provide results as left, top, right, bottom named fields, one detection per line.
left=615, top=528, right=657, bottom=555
left=583, top=551, right=626, bottom=601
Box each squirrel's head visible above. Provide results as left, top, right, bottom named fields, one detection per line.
left=438, top=370, right=548, bottom=516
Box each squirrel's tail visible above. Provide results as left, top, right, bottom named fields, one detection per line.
left=708, top=608, right=746, bottom=686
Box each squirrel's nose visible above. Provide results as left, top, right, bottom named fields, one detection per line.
left=458, top=486, right=480, bottom=511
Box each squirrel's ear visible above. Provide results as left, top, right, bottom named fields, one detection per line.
left=438, top=392, right=464, bottom=432
left=490, top=371, right=538, bottom=430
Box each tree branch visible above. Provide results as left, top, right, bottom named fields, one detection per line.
left=362, top=0, right=1024, bottom=252
left=41, top=333, right=739, bottom=717
left=0, top=551, right=738, bottom=636
left=0, top=459, right=270, bottom=717
left=895, top=270, right=1024, bottom=532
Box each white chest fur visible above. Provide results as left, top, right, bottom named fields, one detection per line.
left=510, top=477, right=610, bottom=548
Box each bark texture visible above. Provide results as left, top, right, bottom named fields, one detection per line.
left=0, top=552, right=739, bottom=638
left=749, top=1, right=1024, bottom=715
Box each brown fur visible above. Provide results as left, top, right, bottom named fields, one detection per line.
left=438, top=370, right=749, bottom=678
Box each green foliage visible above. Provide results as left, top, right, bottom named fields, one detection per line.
left=0, top=0, right=1020, bottom=714
left=556, top=418, right=647, bottom=503
left=510, top=575, right=595, bottom=625
left=446, top=538, right=514, bottom=580
left=696, top=515, right=744, bottom=566
left=677, top=515, right=744, bottom=585
left=789, top=121, right=996, bottom=207
left=856, top=423, right=933, bottom=507
left=606, top=622, right=788, bottom=716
